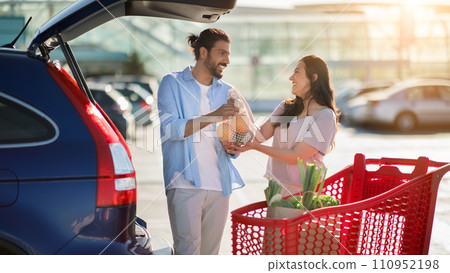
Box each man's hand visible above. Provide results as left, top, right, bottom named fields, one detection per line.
left=209, top=98, right=238, bottom=120
left=184, top=99, right=238, bottom=138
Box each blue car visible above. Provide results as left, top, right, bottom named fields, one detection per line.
left=0, top=0, right=235, bottom=254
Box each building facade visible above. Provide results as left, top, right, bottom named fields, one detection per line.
left=1, top=1, right=450, bottom=100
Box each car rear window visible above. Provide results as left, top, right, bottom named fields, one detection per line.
left=406, top=86, right=440, bottom=100
left=0, top=94, right=57, bottom=146
left=438, top=86, right=450, bottom=100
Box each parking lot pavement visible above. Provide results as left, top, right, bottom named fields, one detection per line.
left=130, top=123, right=450, bottom=255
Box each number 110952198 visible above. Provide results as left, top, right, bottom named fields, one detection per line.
left=372, top=259, right=439, bottom=270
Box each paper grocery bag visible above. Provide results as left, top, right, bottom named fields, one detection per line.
left=298, top=215, right=341, bottom=255
left=263, top=207, right=305, bottom=254
left=263, top=208, right=341, bottom=255
left=266, top=206, right=305, bottom=219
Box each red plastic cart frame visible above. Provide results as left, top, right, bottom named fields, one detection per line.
left=231, top=153, right=450, bottom=255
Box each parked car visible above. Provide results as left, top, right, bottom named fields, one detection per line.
left=345, top=78, right=450, bottom=132
left=110, top=82, right=154, bottom=126
left=336, top=79, right=396, bottom=120
left=88, top=82, right=135, bottom=140
left=88, top=75, right=159, bottom=98
left=0, top=0, right=235, bottom=254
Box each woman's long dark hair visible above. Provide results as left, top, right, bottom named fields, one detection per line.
left=275, top=55, right=340, bottom=127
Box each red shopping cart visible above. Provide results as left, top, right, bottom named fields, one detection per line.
left=231, top=153, right=450, bottom=255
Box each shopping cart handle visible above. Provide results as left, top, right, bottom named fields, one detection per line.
left=428, top=160, right=449, bottom=168
left=378, top=156, right=428, bottom=166
left=433, top=163, right=450, bottom=181
left=377, top=156, right=449, bottom=171
left=357, top=154, right=429, bottom=180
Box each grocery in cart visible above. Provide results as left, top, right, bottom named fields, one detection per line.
left=231, top=153, right=450, bottom=255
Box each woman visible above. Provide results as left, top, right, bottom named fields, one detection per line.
left=228, top=55, right=339, bottom=197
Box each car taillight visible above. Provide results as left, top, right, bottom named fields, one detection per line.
left=368, top=100, right=380, bottom=107
left=111, top=103, right=125, bottom=114
left=139, top=100, right=152, bottom=114
left=47, top=61, right=136, bottom=207
left=95, top=103, right=132, bottom=158
left=96, top=141, right=136, bottom=207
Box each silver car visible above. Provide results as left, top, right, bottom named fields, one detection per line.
left=336, top=79, right=396, bottom=121
left=346, top=78, right=450, bottom=132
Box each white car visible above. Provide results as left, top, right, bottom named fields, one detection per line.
left=336, top=79, right=396, bottom=121
left=346, top=78, right=450, bottom=132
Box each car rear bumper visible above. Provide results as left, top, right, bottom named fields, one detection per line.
left=347, top=105, right=370, bottom=123
left=348, top=105, right=395, bottom=125
left=135, top=217, right=173, bottom=255
left=56, top=206, right=172, bottom=255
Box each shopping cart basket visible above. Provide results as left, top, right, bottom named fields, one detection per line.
left=231, top=153, right=450, bottom=255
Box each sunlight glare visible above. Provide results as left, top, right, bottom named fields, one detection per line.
left=402, top=0, right=422, bottom=8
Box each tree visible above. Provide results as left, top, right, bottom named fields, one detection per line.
left=123, top=51, right=146, bottom=75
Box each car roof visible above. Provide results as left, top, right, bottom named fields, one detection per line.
left=87, top=75, right=158, bottom=94
left=356, top=78, right=450, bottom=101
left=90, top=74, right=157, bottom=82
left=28, top=0, right=236, bottom=55
left=392, top=78, right=450, bottom=88
left=111, top=82, right=151, bottom=98
left=87, top=81, right=125, bottom=99
left=359, top=79, right=396, bottom=89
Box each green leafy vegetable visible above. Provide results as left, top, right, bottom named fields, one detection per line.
left=298, top=159, right=328, bottom=211
left=270, top=200, right=296, bottom=208
left=287, top=195, right=302, bottom=208
left=310, top=194, right=340, bottom=210
left=263, top=161, right=339, bottom=212
left=264, top=179, right=282, bottom=206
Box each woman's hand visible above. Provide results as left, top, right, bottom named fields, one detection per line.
left=226, top=141, right=256, bottom=155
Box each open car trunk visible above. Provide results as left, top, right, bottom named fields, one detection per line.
left=28, top=0, right=236, bottom=56
left=27, top=0, right=235, bottom=105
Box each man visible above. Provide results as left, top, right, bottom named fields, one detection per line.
left=157, top=28, right=245, bottom=255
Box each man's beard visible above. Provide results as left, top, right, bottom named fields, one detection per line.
left=205, top=54, right=226, bottom=79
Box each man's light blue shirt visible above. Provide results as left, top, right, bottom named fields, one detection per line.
left=157, top=66, right=245, bottom=196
